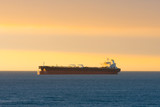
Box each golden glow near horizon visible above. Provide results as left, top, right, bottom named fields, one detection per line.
left=0, top=0, right=160, bottom=71
left=0, top=50, right=160, bottom=71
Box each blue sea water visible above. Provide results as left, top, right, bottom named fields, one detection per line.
left=0, top=72, right=160, bottom=107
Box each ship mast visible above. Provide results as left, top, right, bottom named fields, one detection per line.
left=43, top=62, right=45, bottom=66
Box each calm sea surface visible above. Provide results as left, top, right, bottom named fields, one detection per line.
left=0, top=72, right=160, bottom=107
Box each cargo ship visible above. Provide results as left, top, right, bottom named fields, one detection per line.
left=38, top=59, right=121, bottom=75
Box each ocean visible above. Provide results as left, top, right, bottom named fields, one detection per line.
left=0, top=72, right=160, bottom=107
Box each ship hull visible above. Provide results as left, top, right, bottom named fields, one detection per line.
left=38, top=66, right=121, bottom=75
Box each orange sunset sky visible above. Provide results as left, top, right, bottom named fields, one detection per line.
left=0, top=0, right=160, bottom=71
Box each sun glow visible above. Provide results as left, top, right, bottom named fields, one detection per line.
left=0, top=50, right=159, bottom=71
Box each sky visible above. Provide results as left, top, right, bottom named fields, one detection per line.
left=0, top=0, right=160, bottom=71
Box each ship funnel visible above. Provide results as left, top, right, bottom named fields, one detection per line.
left=111, top=59, right=115, bottom=64
left=110, top=59, right=117, bottom=69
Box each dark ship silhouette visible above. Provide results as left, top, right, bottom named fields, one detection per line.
left=38, top=59, right=121, bottom=75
